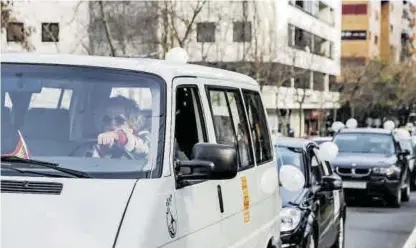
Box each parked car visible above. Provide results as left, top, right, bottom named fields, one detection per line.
left=395, top=129, right=416, bottom=190
left=276, top=138, right=347, bottom=248
left=331, top=128, right=411, bottom=207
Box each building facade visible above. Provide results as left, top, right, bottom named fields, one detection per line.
left=1, top=0, right=342, bottom=138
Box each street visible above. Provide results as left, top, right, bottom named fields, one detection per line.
left=345, top=192, right=416, bottom=248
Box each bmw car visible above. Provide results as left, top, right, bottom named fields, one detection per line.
left=332, top=128, right=411, bottom=207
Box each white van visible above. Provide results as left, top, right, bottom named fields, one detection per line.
left=1, top=50, right=303, bottom=248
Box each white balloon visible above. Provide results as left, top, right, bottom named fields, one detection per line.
left=166, top=47, right=188, bottom=63
left=279, top=165, right=305, bottom=192
left=260, top=167, right=278, bottom=194
left=318, top=142, right=339, bottom=162
left=383, top=120, right=395, bottom=130
left=331, top=121, right=345, bottom=132
left=346, top=118, right=358, bottom=129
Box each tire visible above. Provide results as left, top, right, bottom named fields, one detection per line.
left=411, top=170, right=416, bottom=191
left=402, top=176, right=411, bottom=202
left=331, top=216, right=345, bottom=248
left=387, top=186, right=401, bottom=208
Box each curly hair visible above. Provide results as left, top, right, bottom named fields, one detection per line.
left=106, top=95, right=143, bottom=133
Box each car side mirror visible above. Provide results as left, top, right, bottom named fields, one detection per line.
left=399, top=150, right=410, bottom=157
left=320, top=176, right=342, bottom=191
left=175, top=143, right=237, bottom=184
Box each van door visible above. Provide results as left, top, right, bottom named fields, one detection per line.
left=205, top=85, right=277, bottom=248
left=170, top=78, right=223, bottom=247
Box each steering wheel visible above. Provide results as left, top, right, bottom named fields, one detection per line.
left=69, top=139, right=135, bottom=160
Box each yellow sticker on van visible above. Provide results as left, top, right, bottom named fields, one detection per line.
left=240, top=176, right=250, bottom=223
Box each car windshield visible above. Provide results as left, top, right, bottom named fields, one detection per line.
left=333, top=133, right=395, bottom=155
left=1, top=63, right=165, bottom=179
left=275, top=146, right=305, bottom=175
left=275, top=145, right=306, bottom=201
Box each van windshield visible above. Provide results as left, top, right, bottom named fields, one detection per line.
left=1, top=63, right=165, bottom=179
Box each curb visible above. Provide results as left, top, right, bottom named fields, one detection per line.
left=402, top=225, right=416, bottom=248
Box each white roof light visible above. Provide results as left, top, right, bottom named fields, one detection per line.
left=165, top=47, right=188, bottom=64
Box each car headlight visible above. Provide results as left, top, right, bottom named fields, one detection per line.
left=373, top=165, right=398, bottom=176
left=280, top=208, right=302, bottom=232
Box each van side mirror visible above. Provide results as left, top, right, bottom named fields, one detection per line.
left=175, top=143, right=237, bottom=184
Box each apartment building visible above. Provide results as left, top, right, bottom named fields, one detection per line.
left=341, top=0, right=414, bottom=63
left=1, top=0, right=341, bottom=138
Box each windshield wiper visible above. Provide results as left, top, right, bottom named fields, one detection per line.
left=2, top=165, right=74, bottom=178
left=1, top=156, right=92, bottom=178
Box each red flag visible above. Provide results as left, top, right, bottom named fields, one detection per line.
left=2, top=130, right=30, bottom=159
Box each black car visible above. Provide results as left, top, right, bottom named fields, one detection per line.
left=397, top=136, right=416, bottom=190
left=332, top=128, right=411, bottom=207
left=276, top=138, right=347, bottom=248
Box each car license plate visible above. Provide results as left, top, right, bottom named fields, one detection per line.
left=342, top=181, right=367, bottom=189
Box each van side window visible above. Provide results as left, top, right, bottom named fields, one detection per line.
left=207, top=88, right=254, bottom=169
left=242, top=90, right=273, bottom=164
left=175, top=86, right=207, bottom=160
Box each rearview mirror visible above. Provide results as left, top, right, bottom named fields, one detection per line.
left=175, top=143, right=237, bottom=184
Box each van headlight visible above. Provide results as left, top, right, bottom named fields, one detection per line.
left=280, top=208, right=302, bottom=232
left=373, top=165, right=398, bottom=176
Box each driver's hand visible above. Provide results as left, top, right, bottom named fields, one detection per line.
left=98, top=131, right=119, bottom=147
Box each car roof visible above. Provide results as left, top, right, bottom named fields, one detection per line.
left=337, top=128, right=392, bottom=135
left=311, top=136, right=332, bottom=141
left=1, top=53, right=258, bottom=87
left=274, top=137, right=315, bottom=150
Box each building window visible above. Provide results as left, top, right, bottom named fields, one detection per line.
left=341, top=30, right=367, bottom=40
left=294, top=26, right=312, bottom=50
left=390, top=24, right=393, bottom=32
left=6, top=22, right=24, bottom=42
left=233, top=21, right=252, bottom=42
left=196, top=22, right=216, bottom=43
left=342, top=4, right=367, bottom=15
left=313, top=72, right=325, bottom=91
left=374, top=35, right=378, bottom=45
left=375, top=11, right=379, bottom=20
left=295, top=1, right=304, bottom=8
left=41, top=23, right=59, bottom=42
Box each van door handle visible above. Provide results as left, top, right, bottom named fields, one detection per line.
left=217, top=185, right=224, bottom=213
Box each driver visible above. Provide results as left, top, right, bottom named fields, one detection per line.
left=94, top=95, right=150, bottom=159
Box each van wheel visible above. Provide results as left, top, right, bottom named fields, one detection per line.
left=331, top=216, right=345, bottom=248
left=402, top=176, right=411, bottom=202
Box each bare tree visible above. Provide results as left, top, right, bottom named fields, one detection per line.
left=1, top=0, right=34, bottom=51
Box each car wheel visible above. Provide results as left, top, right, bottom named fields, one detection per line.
left=402, top=176, right=411, bottom=202
left=331, top=216, right=345, bottom=248
left=411, top=170, right=416, bottom=191
left=388, top=186, right=401, bottom=208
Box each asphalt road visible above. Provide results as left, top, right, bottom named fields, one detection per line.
left=345, top=192, right=416, bottom=248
